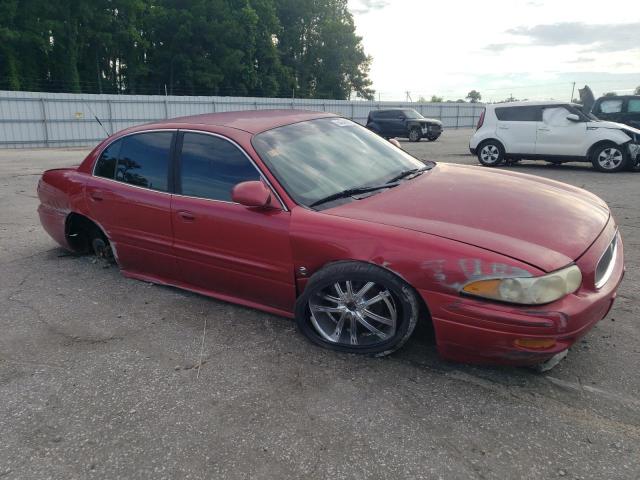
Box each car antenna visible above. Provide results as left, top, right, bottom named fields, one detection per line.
left=82, top=99, right=111, bottom=137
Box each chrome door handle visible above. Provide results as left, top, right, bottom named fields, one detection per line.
left=89, top=191, right=104, bottom=201
left=177, top=210, right=195, bottom=221
left=498, top=126, right=509, bottom=130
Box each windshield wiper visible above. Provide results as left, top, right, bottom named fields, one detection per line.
left=385, top=165, right=429, bottom=184
left=309, top=183, right=399, bottom=208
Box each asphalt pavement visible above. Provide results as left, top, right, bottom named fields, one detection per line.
left=1, top=129, right=638, bottom=479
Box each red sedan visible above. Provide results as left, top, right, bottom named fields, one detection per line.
left=38, top=110, right=624, bottom=368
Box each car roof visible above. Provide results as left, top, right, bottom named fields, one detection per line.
left=489, top=101, right=575, bottom=108
left=139, top=109, right=336, bottom=134
left=372, top=108, right=416, bottom=112
left=596, top=95, right=640, bottom=101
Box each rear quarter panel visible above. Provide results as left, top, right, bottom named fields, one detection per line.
left=37, top=168, right=90, bottom=250
left=469, top=108, right=497, bottom=149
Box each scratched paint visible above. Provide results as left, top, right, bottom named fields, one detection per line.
left=422, top=258, right=533, bottom=290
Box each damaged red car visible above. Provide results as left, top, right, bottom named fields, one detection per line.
left=38, top=110, right=624, bottom=368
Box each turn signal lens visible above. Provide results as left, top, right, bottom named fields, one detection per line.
left=461, top=265, right=582, bottom=305
left=514, top=338, right=557, bottom=349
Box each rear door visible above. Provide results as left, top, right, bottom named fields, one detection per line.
left=390, top=111, right=407, bottom=136
left=624, top=98, right=640, bottom=129
left=594, top=98, right=625, bottom=123
left=495, top=106, right=540, bottom=155
left=171, top=131, right=295, bottom=312
left=536, top=106, right=587, bottom=156
left=374, top=111, right=395, bottom=136
left=85, top=131, right=176, bottom=280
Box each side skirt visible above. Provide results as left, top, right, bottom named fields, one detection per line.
left=120, top=269, right=295, bottom=319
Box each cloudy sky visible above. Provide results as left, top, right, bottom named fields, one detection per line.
left=348, top=0, right=640, bottom=102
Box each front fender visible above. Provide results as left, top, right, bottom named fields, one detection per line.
left=289, top=207, right=542, bottom=299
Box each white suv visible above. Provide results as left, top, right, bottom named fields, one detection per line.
left=469, top=101, right=640, bottom=172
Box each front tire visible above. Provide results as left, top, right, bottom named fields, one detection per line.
left=408, top=128, right=422, bottom=142
left=591, top=143, right=628, bottom=172
left=295, top=262, right=420, bottom=357
left=477, top=140, right=505, bottom=167
left=426, top=133, right=440, bottom=142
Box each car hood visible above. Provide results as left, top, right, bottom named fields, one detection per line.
left=415, top=118, right=443, bottom=125
left=325, top=164, right=610, bottom=272
left=587, top=120, right=640, bottom=135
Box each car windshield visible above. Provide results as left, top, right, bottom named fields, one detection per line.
left=566, top=104, right=598, bottom=121
left=402, top=109, right=423, bottom=119
left=252, top=117, right=426, bottom=208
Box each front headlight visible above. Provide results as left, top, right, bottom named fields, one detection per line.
left=461, top=265, right=582, bottom=305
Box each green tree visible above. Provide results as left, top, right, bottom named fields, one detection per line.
left=275, top=0, right=374, bottom=99
left=0, top=0, right=52, bottom=91
left=635, top=86, right=640, bottom=95
left=466, top=90, right=482, bottom=103
left=603, top=91, right=617, bottom=97
left=0, top=0, right=373, bottom=99
left=430, top=95, right=443, bottom=102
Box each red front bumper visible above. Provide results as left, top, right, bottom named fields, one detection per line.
left=421, top=220, right=625, bottom=366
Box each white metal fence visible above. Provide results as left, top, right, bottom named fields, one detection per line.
left=0, top=90, right=483, bottom=148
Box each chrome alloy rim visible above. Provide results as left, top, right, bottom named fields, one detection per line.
left=480, top=144, right=500, bottom=164
left=597, top=147, right=623, bottom=170
left=308, top=281, right=397, bottom=346
left=409, top=129, right=420, bottom=141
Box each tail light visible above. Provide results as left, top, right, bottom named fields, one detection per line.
left=476, top=109, right=485, bottom=130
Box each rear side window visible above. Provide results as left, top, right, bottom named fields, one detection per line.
left=94, top=139, right=122, bottom=179
left=598, top=99, right=623, bottom=114
left=115, top=132, right=173, bottom=191
left=373, top=111, right=395, bottom=119
left=495, top=106, right=541, bottom=121
left=628, top=99, right=640, bottom=113
left=179, top=133, right=260, bottom=202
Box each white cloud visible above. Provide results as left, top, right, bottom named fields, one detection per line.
left=348, top=0, right=640, bottom=101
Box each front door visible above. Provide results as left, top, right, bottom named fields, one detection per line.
left=171, top=131, right=295, bottom=312
left=85, top=131, right=176, bottom=280
left=389, top=112, right=406, bottom=136
left=536, top=106, right=586, bottom=156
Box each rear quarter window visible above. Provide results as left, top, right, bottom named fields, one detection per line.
left=115, top=132, right=173, bottom=192
left=94, top=139, right=122, bottom=179
left=627, top=99, right=640, bottom=113
left=495, top=106, right=541, bottom=121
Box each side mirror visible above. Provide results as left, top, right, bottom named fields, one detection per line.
left=566, top=113, right=581, bottom=122
left=231, top=181, right=273, bottom=208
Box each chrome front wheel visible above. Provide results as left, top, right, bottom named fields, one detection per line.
left=593, top=145, right=626, bottom=172
left=295, top=262, right=420, bottom=356
left=308, top=280, right=397, bottom=346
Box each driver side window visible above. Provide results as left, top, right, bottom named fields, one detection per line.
left=542, top=107, right=573, bottom=127
left=178, top=132, right=261, bottom=202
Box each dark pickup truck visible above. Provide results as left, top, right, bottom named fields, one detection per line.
left=366, top=109, right=443, bottom=142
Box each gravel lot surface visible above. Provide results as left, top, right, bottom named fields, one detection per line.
left=1, top=128, right=639, bottom=479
